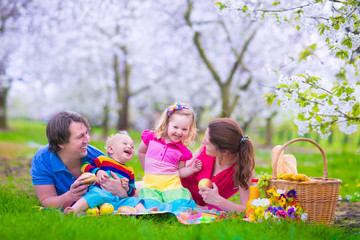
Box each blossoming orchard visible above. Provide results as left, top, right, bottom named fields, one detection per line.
left=217, top=0, right=360, bottom=137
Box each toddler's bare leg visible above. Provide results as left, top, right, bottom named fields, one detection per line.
left=64, top=198, right=89, bottom=215
left=63, top=207, right=75, bottom=215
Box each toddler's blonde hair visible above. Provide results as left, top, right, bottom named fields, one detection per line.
left=154, top=102, right=197, bottom=146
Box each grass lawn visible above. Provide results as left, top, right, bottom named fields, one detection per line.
left=0, top=184, right=356, bottom=240
left=0, top=120, right=359, bottom=239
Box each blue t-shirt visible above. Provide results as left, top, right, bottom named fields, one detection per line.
left=30, top=144, right=104, bottom=196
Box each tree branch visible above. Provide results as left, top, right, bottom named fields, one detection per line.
left=239, top=76, right=252, bottom=91
left=184, top=0, right=222, bottom=86
left=226, top=28, right=257, bottom=85
left=252, top=3, right=313, bottom=13
left=229, top=94, right=240, bottom=114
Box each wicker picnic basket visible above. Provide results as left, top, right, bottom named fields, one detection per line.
left=265, top=138, right=342, bottom=225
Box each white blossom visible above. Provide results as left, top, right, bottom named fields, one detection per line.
left=276, top=189, right=286, bottom=194
left=301, top=213, right=308, bottom=221
left=339, top=123, right=358, bottom=135
left=251, top=198, right=270, bottom=208
left=294, top=119, right=310, bottom=135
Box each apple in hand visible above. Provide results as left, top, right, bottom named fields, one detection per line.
left=85, top=206, right=100, bottom=216
left=198, top=178, right=213, bottom=189
left=100, top=203, right=114, bottom=215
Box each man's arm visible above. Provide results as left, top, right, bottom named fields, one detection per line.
left=34, top=180, right=88, bottom=210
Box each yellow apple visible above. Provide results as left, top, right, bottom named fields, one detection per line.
left=100, top=203, right=114, bottom=215
left=85, top=206, right=100, bottom=216
left=198, top=178, right=213, bottom=189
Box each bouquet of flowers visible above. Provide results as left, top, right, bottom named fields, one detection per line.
left=246, top=187, right=308, bottom=223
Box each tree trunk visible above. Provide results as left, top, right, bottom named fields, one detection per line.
left=117, top=47, right=131, bottom=131
left=220, top=84, right=231, bottom=117
left=102, top=104, right=109, bottom=139
left=265, top=117, right=272, bottom=147
left=113, top=53, right=122, bottom=128
left=0, top=87, right=9, bottom=129
left=118, top=92, right=129, bottom=130
left=265, top=112, right=277, bottom=147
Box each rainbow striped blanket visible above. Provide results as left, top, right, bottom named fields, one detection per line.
left=35, top=206, right=240, bottom=225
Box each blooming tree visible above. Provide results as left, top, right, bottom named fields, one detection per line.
left=9, top=0, right=181, bottom=130
left=0, top=0, right=30, bottom=128
left=5, top=0, right=337, bottom=141
left=182, top=0, right=324, bottom=141
left=216, top=0, right=360, bottom=137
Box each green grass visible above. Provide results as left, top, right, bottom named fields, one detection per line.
left=0, top=120, right=359, bottom=239
left=0, top=185, right=356, bottom=240
left=1, top=120, right=48, bottom=145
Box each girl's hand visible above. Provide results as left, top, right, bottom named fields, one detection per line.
left=198, top=183, right=222, bottom=206
left=99, top=171, right=127, bottom=198
left=191, top=159, right=202, bottom=173
left=96, top=170, right=110, bottom=184
left=121, top=178, right=130, bottom=192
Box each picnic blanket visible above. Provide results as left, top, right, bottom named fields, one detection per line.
left=35, top=206, right=235, bottom=225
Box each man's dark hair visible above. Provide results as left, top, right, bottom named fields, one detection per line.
left=46, top=111, right=90, bottom=153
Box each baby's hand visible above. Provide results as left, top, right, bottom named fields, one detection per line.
left=121, top=178, right=130, bottom=192
left=96, top=170, right=110, bottom=183
left=192, top=159, right=202, bottom=173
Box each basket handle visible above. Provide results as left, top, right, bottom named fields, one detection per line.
left=272, top=138, right=328, bottom=180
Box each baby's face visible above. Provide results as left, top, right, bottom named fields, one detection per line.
left=110, top=134, right=135, bottom=164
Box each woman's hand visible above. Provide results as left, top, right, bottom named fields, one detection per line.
left=99, top=171, right=127, bottom=198
left=198, top=183, right=223, bottom=206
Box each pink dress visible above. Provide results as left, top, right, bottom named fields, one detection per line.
left=181, top=147, right=239, bottom=211
left=141, top=130, right=192, bottom=175
left=139, top=130, right=194, bottom=204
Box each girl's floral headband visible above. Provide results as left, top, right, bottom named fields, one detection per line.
left=167, top=102, right=189, bottom=116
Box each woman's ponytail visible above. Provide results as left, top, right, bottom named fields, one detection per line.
left=208, top=118, right=255, bottom=190
left=234, top=138, right=255, bottom=190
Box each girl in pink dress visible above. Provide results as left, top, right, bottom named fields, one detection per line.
left=138, top=102, right=202, bottom=212
left=181, top=118, right=255, bottom=212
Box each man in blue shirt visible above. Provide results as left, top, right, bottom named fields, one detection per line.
left=31, top=111, right=127, bottom=209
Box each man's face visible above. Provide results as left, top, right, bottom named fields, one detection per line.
left=59, top=121, right=90, bottom=158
